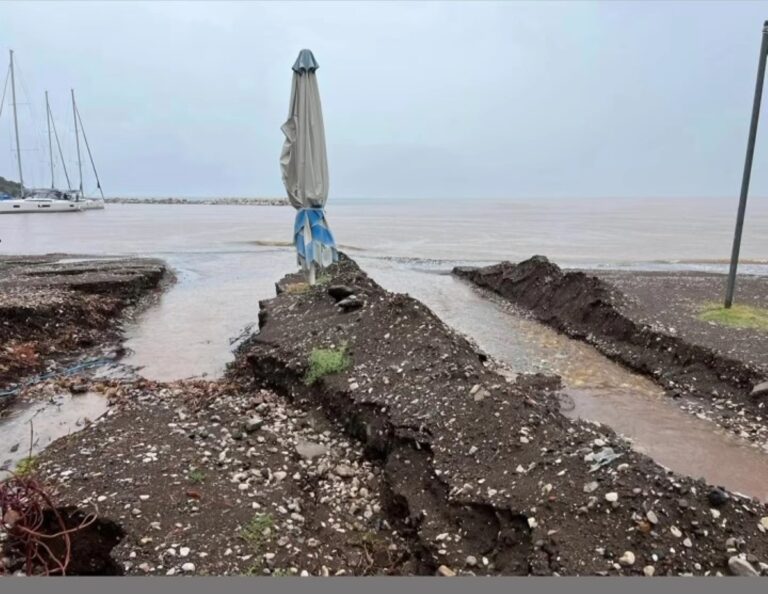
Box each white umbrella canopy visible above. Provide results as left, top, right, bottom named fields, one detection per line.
left=280, top=49, right=338, bottom=283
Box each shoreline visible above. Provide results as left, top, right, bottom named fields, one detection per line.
left=105, top=197, right=287, bottom=206
left=1, top=255, right=767, bottom=576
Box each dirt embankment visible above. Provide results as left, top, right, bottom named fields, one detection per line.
left=0, top=256, right=169, bottom=397
left=236, top=256, right=768, bottom=576
left=454, top=257, right=768, bottom=442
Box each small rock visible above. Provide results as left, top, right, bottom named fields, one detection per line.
left=273, top=471, right=287, bottom=482
left=605, top=492, right=618, bottom=503
left=337, top=296, right=363, bottom=312
left=728, top=556, right=759, bottom=577
left=583, top=481, right=599, bottom=493
left=181, top=562, right=196, bottom=573
left=759, top=517, right=768, bottom=532
left=466, top=555, right=477, bottom=567
left=436, top=565, right=456, bottom=577
left=179, top=547, right=190, bottom=557
left=670, top=526, right=682, bottom=538
left=618, top=551, right=635, bottom=567
left=750, top=381, right=768, bottom=399
left=646, top=510, right=659, bottom=525
left=707, top=487, right=729, bottom=508
left=334, top=464, right=355, bottom=478
left=295, top=439, right=329, bottom=460
left=682, top=538, right=692, bottom=548
left=244, top=417, right=264, bottom=433
left=328, top=285, right=354, bottom=302
left=643, top=565, right=655, bottom=576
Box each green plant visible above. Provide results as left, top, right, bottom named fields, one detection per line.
left=188, top=469, right=205, bottom=484
left=303, top=343, right=351, bottom=385
left=284, top=282, right=310, bottom=295
left=315, top=272, right=332, bottom=286
left=241, top=513, right=275, bottom=548
left=698, top=303, right=768, bottom=331
left=15, top=456, right=37, bottom=477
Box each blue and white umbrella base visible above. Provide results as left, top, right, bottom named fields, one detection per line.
left=293, top=207, right=338, bottom=272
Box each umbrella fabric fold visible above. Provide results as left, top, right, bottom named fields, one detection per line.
left=280, top=49, right=338, bottom=273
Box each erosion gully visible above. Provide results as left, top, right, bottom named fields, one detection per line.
left=3, top=255, right=768, bottom=503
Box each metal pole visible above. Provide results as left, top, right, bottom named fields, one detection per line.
left=71, top=88, right=83, bottom=195
left=9, top=50, right=24, bottom=194
left=725, top=21, right=768, bottom=308
left=46, top=91, right=55, bottom=188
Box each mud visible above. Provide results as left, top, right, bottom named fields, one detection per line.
left=0, top=256, right=169, bottom=404
left=235, top=256, right=768, bottom=576
left=454, top=257, right=768, bottom=443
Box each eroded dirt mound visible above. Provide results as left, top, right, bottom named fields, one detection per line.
left=0, top=257, right=168, bottom=390
left=235, top=256, right=768, bottom=576
left=454, top=258, right=766, bottom=419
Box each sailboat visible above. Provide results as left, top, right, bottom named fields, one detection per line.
left=0, top=51, right=104, bottom=213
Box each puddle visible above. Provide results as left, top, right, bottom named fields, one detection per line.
left=0, top=392, right=108, bottom=474
left=364, top=260, right=768, bottom=502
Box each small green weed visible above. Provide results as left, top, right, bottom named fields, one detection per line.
left=241, top=513, right=275, bottom=548
left=303, top=343, right=351, bottom=385
left=188, top=469, right=205, bottom=484
left=15, top=456, right=37, bottom=477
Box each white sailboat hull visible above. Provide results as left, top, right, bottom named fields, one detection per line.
left=0, top=199, right=82, bottom=213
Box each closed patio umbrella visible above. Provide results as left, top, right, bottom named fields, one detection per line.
left=280, top=49, right=338, bottom=284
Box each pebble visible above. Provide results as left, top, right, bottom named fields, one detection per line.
left=272, top=471, right=287, bottom=482
left=646, top=510, right=659, bottom=525
left=181, top=562, right=196, bottom=573
left=759, top=517, right=768, bottom=532
left=334, top=464, right=355, bottom=478
left=643, top=565, right=655, bottom=576
left=436, top=565, right=456, bottom=577
left=466, top=555, right=477, bottom=567
left=728, top=556, right=759, bottom=577
left=670, top=526, right=682, bottom=538
left=682, top=538, right=692, bottom=548
left=605, top=492, right=618, bottom=503
left=179, top=547, right=190, bottom=557
left=583, top=481, right=599, bottom=493
left=295, top=439, right=329, bottom=460
left=618, top=551, right=635, bottom=567
left=707, top=487, right=729, bottom=508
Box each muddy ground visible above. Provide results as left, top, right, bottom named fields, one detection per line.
left=454, top=257, right=768, bottom=447
left=3, top=255, right=768, bottom=576
left=0, top=255, right=168, bottom=406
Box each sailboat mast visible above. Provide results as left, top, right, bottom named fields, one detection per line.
left=9, top=50, right=24, bottom=195
left=46, top=90, right=54, bottom=188
left=71, top=88, right=83, bottom=194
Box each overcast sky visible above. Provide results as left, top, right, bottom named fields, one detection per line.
left=1, top=1, right=768, bottom=198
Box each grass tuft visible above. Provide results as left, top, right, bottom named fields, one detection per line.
left=698, top=302, right=768, bottom=331
left=241, top=513, right=275, bottom=548
left=15, top=456, right=37, bottom=477
left=303, top=343, right=351, bottom=385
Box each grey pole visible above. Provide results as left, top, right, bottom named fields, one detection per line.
left=725, top=21, right=768, bottom=308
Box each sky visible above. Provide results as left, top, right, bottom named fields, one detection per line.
left=1, top=0, right=768, bottom=199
